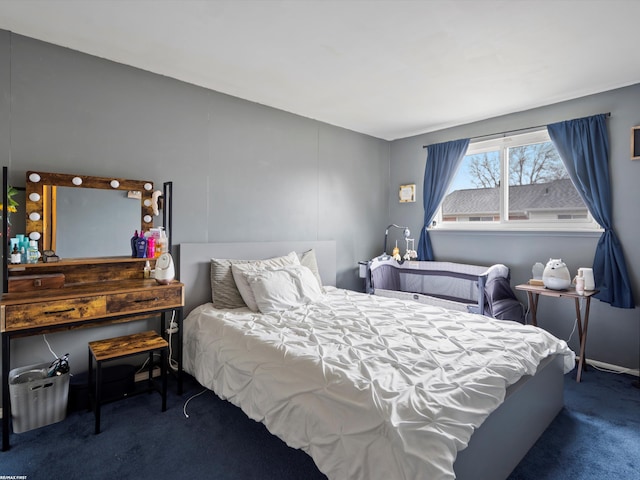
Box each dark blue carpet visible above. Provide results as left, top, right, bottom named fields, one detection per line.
left=507, top=369, right=639, bottom=480
left=1, top=369, right=638, bottom=479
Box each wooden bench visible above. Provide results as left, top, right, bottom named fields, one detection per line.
left=88, top=330, right=168, bottom=434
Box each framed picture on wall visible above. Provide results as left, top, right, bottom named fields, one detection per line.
left=632, top=126, right=640, bottom=160
left=399, top=184, right=416, bottom=203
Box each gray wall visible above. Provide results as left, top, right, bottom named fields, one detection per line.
left=0, top=32, right=389, bottom=379
left=390, top=84, right=640, bottom=371
left=0, top=29, right=637, bottom=384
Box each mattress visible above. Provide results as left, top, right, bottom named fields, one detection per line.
left=183, top=286, right=575, bottom=480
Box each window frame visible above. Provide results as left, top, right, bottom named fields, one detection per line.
left=431, top=129, right=602, bottom=232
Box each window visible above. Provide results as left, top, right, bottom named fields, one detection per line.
left=434, top=130, right=601, bottom=231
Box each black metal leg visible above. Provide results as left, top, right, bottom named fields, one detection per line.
left=94, top=361, right=102, bottom=434
left=87, top=349, right=93, bottom=412
left=176, top=307, right=183, bottom=395
left=161, top=348, right=167, bottom=412
left=146, top=351, right=154, bottom=395
left=2, top=333, right=10, bottom=451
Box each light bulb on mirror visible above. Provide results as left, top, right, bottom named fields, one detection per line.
left=29, top=173, right=41, bottom=183
left=72, top=177, right=83, bottom=186
left=29, top=193, right=41, bottom=202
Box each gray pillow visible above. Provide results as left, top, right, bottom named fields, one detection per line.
left=210, top=258, right=251, bottom=309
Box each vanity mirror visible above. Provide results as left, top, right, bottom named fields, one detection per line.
left=25, top=171, right=155, bottom=258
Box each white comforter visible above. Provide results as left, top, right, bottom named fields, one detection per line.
left=183, top=287, right=575, bottom=480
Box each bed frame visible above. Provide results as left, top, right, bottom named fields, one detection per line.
left=178, top=241, right=564, bottom=480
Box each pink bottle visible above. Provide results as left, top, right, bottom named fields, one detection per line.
left=146, top=236, right=155, bottom=259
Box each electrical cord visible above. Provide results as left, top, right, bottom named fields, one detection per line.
left=133, top=311, right=179, bottom=378
left=523, top=300, right=531, bottom=324
left=167, top=310, right=179, bottom=372
left=183, top=388, right=208, bottom=418
left=590, top=363, right=626, bottom=374
left=47, top=354, right=70, bottom=377
left=566, top=316, right=578, bottom=343
left=524, top=292, right=579, bottom=344
left=43, top=312, right=180, bottom=380
left=42, top=334, right=70, bottom=376
left=527, top=295, right=626, bottom=375
left=135, top=353, right=161, bottom=376
left=43, top=334, right=60, bottom=360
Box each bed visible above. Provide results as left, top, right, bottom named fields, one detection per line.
left=178, top=241, right=575, bottom=480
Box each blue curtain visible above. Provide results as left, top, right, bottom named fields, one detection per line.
left=418, top=138, right=470, bottom=260
left=547, top=114, right=635, bottom=308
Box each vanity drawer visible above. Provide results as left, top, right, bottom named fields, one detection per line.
left=2, top=296, right=107, bottom=331
left=106, top=287, right=182, bottom=314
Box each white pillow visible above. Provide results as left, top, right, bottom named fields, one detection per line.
left=244, top=265, right=323, bottom=314
left=231, top=251, right=300, bottom=312
left=296, top=249, right=324, bottom=291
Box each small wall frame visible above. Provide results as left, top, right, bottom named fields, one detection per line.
left=399, top=184, right=416, bottom=203
left=632, top=126, right=640, bottom=160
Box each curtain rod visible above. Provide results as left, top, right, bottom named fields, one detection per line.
left=422, top=112, right=611, bottom=149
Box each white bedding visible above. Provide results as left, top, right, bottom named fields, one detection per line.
left=183, top=286, right=575, bottom=480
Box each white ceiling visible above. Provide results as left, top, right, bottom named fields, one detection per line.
left=1, top=0, right=639, bottom=141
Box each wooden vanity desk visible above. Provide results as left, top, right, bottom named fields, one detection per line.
left=1, top=256, right=184, bottom=451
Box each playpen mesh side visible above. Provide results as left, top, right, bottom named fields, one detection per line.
left=374, top=289, right=470, bottom=312
left=369, top=261, right=523, bottom=323
left=371, top=263, right=482, bottom=304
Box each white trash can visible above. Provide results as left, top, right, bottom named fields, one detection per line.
left=9, top=362, right=70, bottom=433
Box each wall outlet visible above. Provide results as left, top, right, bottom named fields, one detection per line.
left=134, top=366, right=161, bottom=383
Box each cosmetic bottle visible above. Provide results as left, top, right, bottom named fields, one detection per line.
left=147, top=236, right=155, bottom=259
left=10, top=245, right=21, bottom=264
left=149, top=228, right=163, bottom=258
left=21, top=237, right=30, bottom=263
left=131, top=230, right=139, bottom=258
left=144, top=260, right=151, bottom=279
left=27, top=240, right=39, bottom=264
left=157, top=227, right=168, bottom=256
left=135, top=234, right=147, bottom=258
left=15, top=234, right=24, bottom=252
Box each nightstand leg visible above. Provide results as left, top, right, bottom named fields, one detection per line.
left=576, top=297, right=592, bottom=383
left=574, top=299, right=584, bottom=346
left=527, top=292, right=539, bottom=327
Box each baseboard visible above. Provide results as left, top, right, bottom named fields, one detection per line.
left=579, top=357, right=640, bottom=377
left=134, top=366, right=161, bottom=383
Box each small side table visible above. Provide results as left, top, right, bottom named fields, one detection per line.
left=515, top=284, right=599, bottom=382
left=88, top=330, right=168, bottom=433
